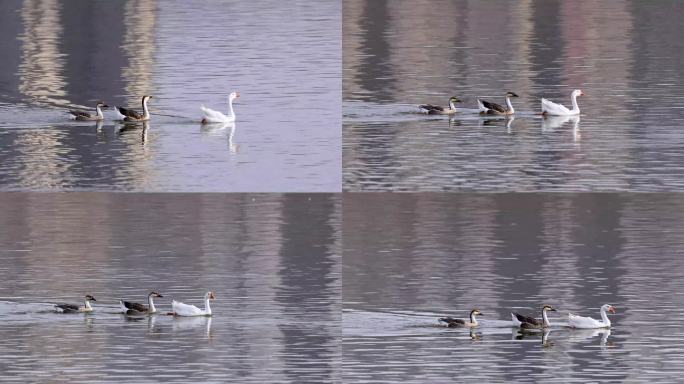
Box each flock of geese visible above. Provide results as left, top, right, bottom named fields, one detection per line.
left=419, top=89, right=584, bottom=116
left=54, top=291, right=216, bottom=317
left=439, top=304, right=616, bottom=330
left=67, top=91, right=240, bottom=123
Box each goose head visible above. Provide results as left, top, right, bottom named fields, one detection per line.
left=601, top=304, right=616, bottom=314
left=148, top=291, right=163, bottom=298
left=449, top=96, right=462, bottom=103
left=142, top=95, right=153, bottom=104
left=572, top=89, right=584, bottom=97
left=542, top=305, right=557, bottom=312
left=506, top=91, right=519, bottom=98
left=470, top=309, right=483, bottom=317
left=96, top=101, right=109, bottom=109
left=205, top=291, right=216, bottom=300
left=85, top=294, right=97, bottom=301
left=229, top=91, right=240, bottom=101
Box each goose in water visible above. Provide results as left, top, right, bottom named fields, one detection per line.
left=511, top=305, right=557, bottom=329
left=477, top=92, right=518, bottom=115
left=68, top=101, right=109, bottom=121
left=55, top=294, right=96, bottom=313
left=541, top=89, right=584, bottom=116
left=439, top=309, right=483, bottom=327
left=418, top=96, right=461, bottom=115
left=119, top=291, right=163, bottom=314
left=568, top=304, right=615, bottom=329
left=171, top=291, right=215, bottom=317
left=114, top=95, right=153, bottom=122
left=201, top=91, right=239, bottom=124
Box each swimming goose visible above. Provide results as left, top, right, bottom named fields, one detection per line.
left=171, top=291, right=215, bottom=317
left=439, top=309, right=483, bottom=327
left=568, top=304, right=615, bottom=329
left=119, top=291, right=163, bottom=314
left=201, top=91, right=239, bottom=124
left=55, top=294, right=96, bottom=313
left=68, top=101, right=109, bottom=121
left=115, top=95, right=153, bottom=122
left=511, top=305, right=557, bottom=328
left=541, top=89, right=584, bottom=116
left=418, top=96, right=461, bottom=115
left=477, top=92, right=518, bottom=115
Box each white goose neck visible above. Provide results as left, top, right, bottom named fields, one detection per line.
left=84, top=299, right=92, bottom=310
left=96, top=105, right=103, bottom=119
left=142, top=98, right=150, bottom=119
left=470, top=312, right=478, bottom=325
left=571, top=93, right=580, bottom=113
left=600, top=308, right=611, bottom=326
left=449, top=100, right=456, bottom=111
left=506, top=96, right=514, bottom=113
left=204, top=297, right=212, bottom=315
left=227, top=97, right=235, bottom=119
left=148, top=295, right=156, bottom=313
left=542, top=309, right=550, bottom=327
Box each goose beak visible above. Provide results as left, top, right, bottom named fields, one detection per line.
left=210, top=292, right=216, bottom=299
left=609, top=306, right=616, bottom=313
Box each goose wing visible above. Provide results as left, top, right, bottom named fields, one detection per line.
left=480, top=100, right=506, bottom=113
left=418, top=104, right=445, bottom=114
left=121, top=300, right=148, bottom=312
left=55, top=303, right=79, bottom=312
left=68, top=110, right=91, bottom=118
left=116, top=106, right=143, bottom=120
left=438, top=317, right=466, bottom=327
left=200, top=105, right=229, bottom=123
left=513, top=313, right=541, bottom=326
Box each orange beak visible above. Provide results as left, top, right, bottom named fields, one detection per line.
left=209, top=292, right=216, bottom=299
left=609, top=306, right=616, bottom=313
left=235, top=92, right=240, bottom=98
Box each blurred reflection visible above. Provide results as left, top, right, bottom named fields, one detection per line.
left=121, top=0, right=157, bottom=97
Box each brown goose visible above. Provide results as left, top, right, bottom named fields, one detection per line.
left=119, top=291, right=163, bottom=314
left=477, top=91, right=518, bottom=115
left=439, top=309, right=483, bottom=328
left=418, top=96, right=461, bottom=115
left=68, top=101, right=109, bottom=121
left=114, top=95, right=152, bottom=122
left=55, top=294, right=96, bottom=313
left=512, top=305, right=557, bottom=329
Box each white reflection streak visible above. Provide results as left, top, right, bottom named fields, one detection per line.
left=121, top=0, right=157, bottom=97
left=18, top=0, right=68, bottom=105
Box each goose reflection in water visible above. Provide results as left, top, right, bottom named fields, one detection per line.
left=118, top=121, right=149, bottom=147
left=201, top=121, right=238, bottom=153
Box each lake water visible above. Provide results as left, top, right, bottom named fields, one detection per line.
left=343, top=0, right=684, bottom=191
left=343, top=193, right=684, bottom=382
left=0, top=0, right=340, bottom=192
left=0, top=193, right=340, bottom=383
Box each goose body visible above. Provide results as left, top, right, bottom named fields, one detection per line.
left=69, top=102, right=108, bottom=121
left=55, top=295, right=96, bottom=313
left=201, top=91, right=239, bottom=123
left=568, top=304, right=615, bottom=329
left=541, top=89, right=583, bottom=116
left=115, top=95, right=152, bottom=122
left=511, top=305, right=557, bottom=329
left=418, top=96, right=461, bottom=115
left=119, top=291, right=163, bottom=314
left=477, top=92, right=518, bottom=115
left=439, top=309, right=483, bottom=328
left=171, top=291, right=215, bottom=317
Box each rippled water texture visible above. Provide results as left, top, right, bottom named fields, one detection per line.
left=343, top=0, right=684, bottom=191
left=343, top=193, right=684, bottom=382
left=0, top=0, right=340, bottom=191
left=0, top=193, right=340, bottom=383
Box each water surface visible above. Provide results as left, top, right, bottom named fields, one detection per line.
left=0, top=0, right=340, bottom=191
left=343, top=0, right=684, bottom=191
left=343, top=193, right=684, bottom=382
left=0, top=193, right=340, bottom=383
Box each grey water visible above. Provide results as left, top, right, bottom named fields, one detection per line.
left=343, top=193, right=684, bottom=382
left=343, top=0, right=684, bottom=191
left=0, top=0, right=340, bottom=192
left=0, top=193, right=340, bottom=383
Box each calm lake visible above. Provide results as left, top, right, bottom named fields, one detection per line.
left=0, top=193, right=340, bottom=383
left=0, top=0, right=340, bottom=192
left=343, top=193, right=684, bottom=382
left=343, top=0, right=684, bottom=191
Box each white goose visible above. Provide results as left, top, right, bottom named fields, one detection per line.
left=172, top=291, right=215, bottom=317
left=568, top=304, right=616, bottom=329
left=201, top=91, right=239, bottom=124
left=541, top=89, right=584, bottom=116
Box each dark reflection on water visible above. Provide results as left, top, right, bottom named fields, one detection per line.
left=343, top=0, right=684, bottom=191
left=0, top=0, right=340, bottom=191
left=0, top=193, right=340, bottom=383
left=343, top=193, right=684, bottom=382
